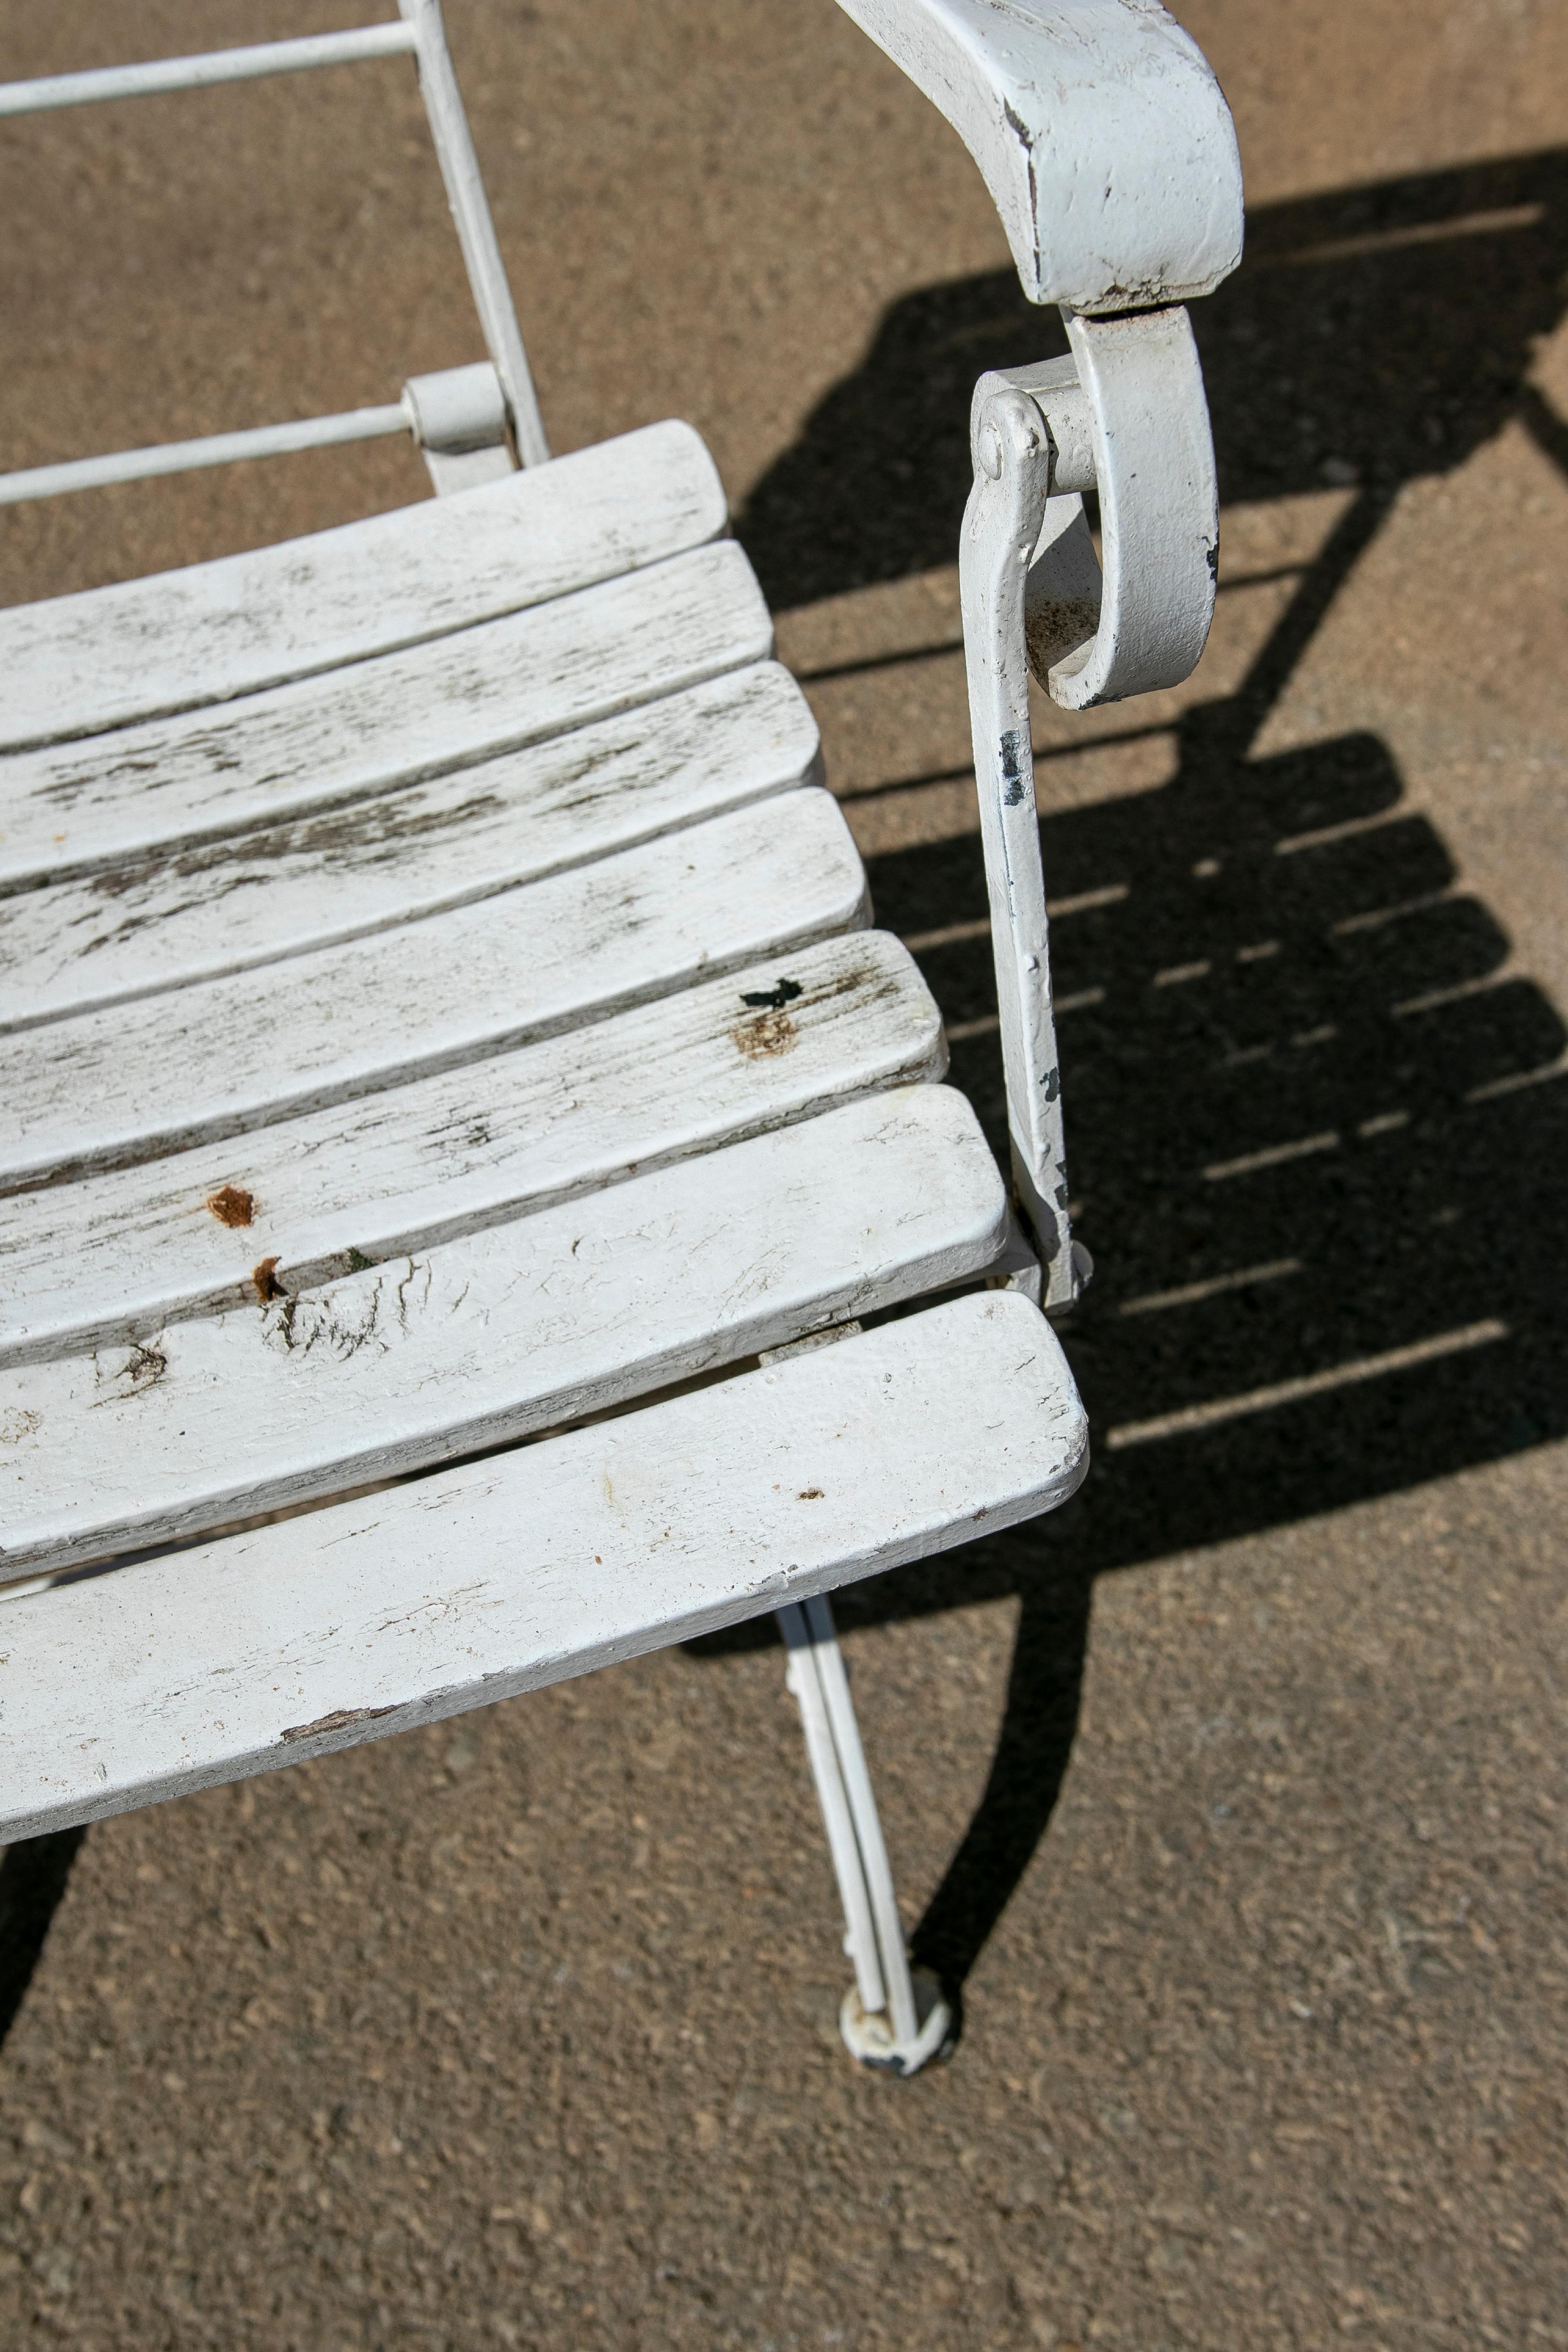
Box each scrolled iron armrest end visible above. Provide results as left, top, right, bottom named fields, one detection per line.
left=832, top=0, right=1242, bottom=310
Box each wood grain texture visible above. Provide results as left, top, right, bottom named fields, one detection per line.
left=1, top=788, right=868, bottom=1188
left=0, top=421, right=726, bottom=753
left=0, top=932, right=944, bottom=1365
left=0, top=663, right=820, bottom=1028
left=0, top=1293, right=1087, bottom=1840
left=0, top=1086, right=1009, bottom=1577
left=0, top=540, right=771, bottom=889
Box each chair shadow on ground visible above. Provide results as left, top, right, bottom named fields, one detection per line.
left=691, top=144, right=1568, bottom=2017
left=5, top=152, right=1568, bottom=2050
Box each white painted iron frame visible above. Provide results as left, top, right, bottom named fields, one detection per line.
left=778, top=1595, right=952, bottom=2076
left=960, top=306, right=1221, bottom=1305
left=793, top=2, right=1236, bottom=2056
left=0, top=0, right=546, bottom=503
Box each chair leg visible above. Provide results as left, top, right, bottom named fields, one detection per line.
left=777, top=1593, right=952, bottom=2075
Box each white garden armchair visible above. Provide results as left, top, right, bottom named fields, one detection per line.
left=0, top=0, right=1239, bottom=2074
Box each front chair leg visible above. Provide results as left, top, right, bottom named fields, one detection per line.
left=777, top=1593, right=952, bottom=2075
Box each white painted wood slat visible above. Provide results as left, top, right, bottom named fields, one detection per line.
left=0, top=664, right=818, bottom=1029
left=0, top=1293, right=1088, bottom=1839
left=0, top=932, right=943, bottom=1365
left=0, top=540, right=769, bottom=890
left=1, top=787, right=867, bottom=1187
left=0, top=1086, right=1008, bottom=1578
left=0, top=422, right=727, bottom=753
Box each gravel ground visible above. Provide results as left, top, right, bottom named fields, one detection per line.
left=0, top=4, right=1565, bottom=2347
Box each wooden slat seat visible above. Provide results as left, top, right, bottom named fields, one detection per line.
left=0, top=537, right=768, bottom=888
left=3, top=787, right=869, bottom=1185
left=1, top=414, right=1087, bottom=1862
left=0, top=420, right=728, bottom=752
left=0, top=1293, right=1087, bottom=1842
left=5, top=1084, right=1007, bottom=1577
left=1, top=931, right=943, bottom=1364
left=0, top=663, right=819, bottom=1027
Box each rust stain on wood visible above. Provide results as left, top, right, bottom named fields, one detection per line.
left=251, top=1255, right=283, bottom=1302
left=730, top=1009, right=798, bottom=1060
left=206, top=1184, right=255, bottom=1228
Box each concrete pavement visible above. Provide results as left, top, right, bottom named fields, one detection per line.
left=0, top=3, right=1564, bottom=2345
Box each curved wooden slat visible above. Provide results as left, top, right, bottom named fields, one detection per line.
left=0, top=540, right=770, bottom=889
left=0, top=663, right=819, bottom=1029
left=0, top=421, right=727, bottom=752
left=0, top=932, right=944, bottom=1365
left=0, top=1086, right=1009, bottom=1577
left=1, top=788, right=869, bottom=1189
left=0, top=1293, right=1087, bottom=1839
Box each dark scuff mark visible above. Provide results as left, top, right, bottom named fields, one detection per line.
left=279, top=1704, right=395, bottom=1745
left=122, top=1342, right=166, bottom=1397
left=65, top=786, right=509, bottom=952
left=393, top=1260, right=420, bottom=1332
left=1000, top=729, right=1028, bottom=805
left=266, top=1272, right=389, bottom=1362
left=1205, top=538, right=1219, bottom=581
left=1001, top=99, right=1040, bottom=285
left=1041, top=1065, right=1061, bottom=1103
left=89, top=1340, right=168, bottom=1408
left=206, top=1184, right=255, bottom=1228
left=797, top=1487, right=825, bottom=1501
left=740, top=977, right=803, bottom=1010
left=252, top=1255, right=284, bottom=1303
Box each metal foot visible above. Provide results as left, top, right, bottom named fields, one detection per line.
left=839, top=1967, right=953, bottom=2076
left=778, top=1592, right=953, bottom=2077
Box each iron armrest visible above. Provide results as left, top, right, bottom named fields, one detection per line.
left=831, top=0, right=1242, bottom=309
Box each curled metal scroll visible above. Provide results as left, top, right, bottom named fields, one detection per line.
left=971, top=305, right=1219, bottom=710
